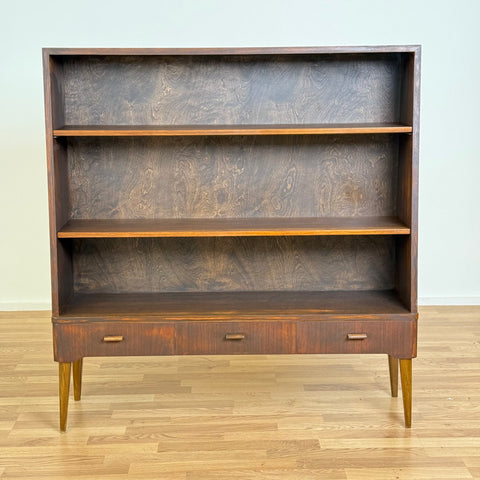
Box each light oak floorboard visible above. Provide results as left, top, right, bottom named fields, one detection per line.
left=0, top=306, right=479, bottom=479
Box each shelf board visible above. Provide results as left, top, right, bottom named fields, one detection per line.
left=53, top=123, right=412, bottom=137
left=58, top=217, right=410, bottom=238
left=58, top=290, right=411, bottom=321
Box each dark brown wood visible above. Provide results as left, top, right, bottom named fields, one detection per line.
left=47, top=55, right=65, bottom=130
left=44, top=46, right=421, bottom=56
left=44, top=46, right=420, bottom=430
left=396, top=49, right=420, bottom=313
left=71, top=236, right=397, bottom=294
left=400, top=358, right=412, bottom=427
left=296, top=320, right=416, bottom=358
left=54, top=290, right=411, bottom=322
left=388, top=354, right=399, bottom=397
left=53, top=141, right=73, bottom=315
left=395, top=136, right=413, bottom=311
left=409, top=49, right=421, bottom=312
left=43, top=52, right=72, bottom=316
left=58, top=217, right=410, bottom=238
left=72, top=358, right=82, bottom=401
left=61, top=54, right=405, bottom=126
left=59, top=362, right=71, bottom=431
left=54, top=123, right=412, bottom=136
left=66, top=135, right=400, bottom=220
left=53, top=323, right=175, bottom=362
left=177, top=321, right=296, bottom=355
left=53, top=316, right=415, bottom=362
left=399, top=53, right=415, bottom=130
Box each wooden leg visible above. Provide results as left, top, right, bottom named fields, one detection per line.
left=388, top=355, right=399, bottom=397
left=59, top=362, right=71, bottom=432
left=73, top=358, right=83, bottom=401
left=399, top=359, right=412, bottom=428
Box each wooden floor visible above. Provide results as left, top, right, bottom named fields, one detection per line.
left=0, top=307, right=479, bottom=479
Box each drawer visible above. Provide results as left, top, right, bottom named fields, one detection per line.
left=53, top=322, right=175, bottom=362
left=296, top=320, right=417, bottom=357
left=176, top=321, right=296, bottom=355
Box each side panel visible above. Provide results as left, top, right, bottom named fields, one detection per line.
left=43, top=52, right=72, bottom=316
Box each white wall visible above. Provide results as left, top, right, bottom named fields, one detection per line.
left=0, top=0, right=479, bottom=309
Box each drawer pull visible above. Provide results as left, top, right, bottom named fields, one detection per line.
left=103, top=335, right=124, bottom=342
left=225, top=333, right=245, bottom=341
left=347, top=333, right=368, bottom=340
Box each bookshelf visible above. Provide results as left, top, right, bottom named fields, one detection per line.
left=43, top=46, right=420, bottom=431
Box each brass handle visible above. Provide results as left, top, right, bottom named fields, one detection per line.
left=103, top=335, right=124, bottom=342
left=225, top=333, right=245, bottom=341
left=347, top=333, right=367, bottom=340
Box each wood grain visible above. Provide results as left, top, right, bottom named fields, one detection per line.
left=54, top=323, right=175, bottom=362
left=409, top=48, right=421, bottom=313
left=58, top=217, right=410, bottom=238
left=388, top=354, right=399, bottom=397
left=56, top=290, right=410, bottom=320
left=43, top=47, right=420, bottom=434
left=400, top=358, right=413, bottom=428
left=52, top=290, right=416, bottom=361
left=50, top=142, right=73, bottom=315
left=395, top=49, right=420, bottom=313
left=58, top=362, right=70, bottom=432
left=43, top=48, right=72, bottom=316
left=61, top=54, right=405, bottom=126
left=0, top=305, right=477, bottom=479
left=53, top=123, right=412, bottom=136
left=71, top=236, right=396, bottom=294
left=72, top=358, right=83, bottom=401
left=44, top=45, right=421, bottom=56
left=67, top=135, right=399, bottom=220
left=295, top=318, right=416, bottom=358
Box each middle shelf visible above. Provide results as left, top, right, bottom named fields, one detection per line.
left=53, top=123, right=413, bottom=137
left=58, top=216, right=410, bottom=238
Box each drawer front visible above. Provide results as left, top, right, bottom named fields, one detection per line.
left=54, top=319, right=416, bottom=361
left=53, top=323, right=175, bottom=362
left=296, top=320, right=417, bottom=357
left=176, top=321, right=296, bottom=355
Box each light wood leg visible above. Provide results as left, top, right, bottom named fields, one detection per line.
left=73, top=358, right=83, bottom=401
left=399, top=358, right=412, bottom=428
left=59, top=362, right=71, bottom=432
left=388, top=355, right=399, bottom=397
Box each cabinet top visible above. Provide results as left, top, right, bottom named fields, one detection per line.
left=42, top=45, right=421, bottom=56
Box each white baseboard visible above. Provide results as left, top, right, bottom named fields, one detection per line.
left=419, top=297, right=480, bottom=306
left=0, top=302, right=51, bottom=311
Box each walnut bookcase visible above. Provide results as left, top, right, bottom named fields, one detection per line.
left=43, top=46, right=420, bottom=431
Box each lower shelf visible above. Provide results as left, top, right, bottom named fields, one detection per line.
left=58, top=290, right=411, bottom=321
left=53, top=290, right=417, bottom=362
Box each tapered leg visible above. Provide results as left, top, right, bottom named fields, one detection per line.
left=59, top=362, right=71, bottom=432
left=388, top=355, right=399, bottom=397
left=399, top=359, right=412, bottom=428
left=73, top=358, right=83, bottom=401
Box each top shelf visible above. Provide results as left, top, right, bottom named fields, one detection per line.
left=53, top=123, right=412, bottom=137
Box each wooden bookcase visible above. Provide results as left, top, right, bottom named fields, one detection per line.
left=43, top=46, right=420, bottom=431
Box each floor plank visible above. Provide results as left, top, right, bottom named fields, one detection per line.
left=0, top=306, right=478, bottom=479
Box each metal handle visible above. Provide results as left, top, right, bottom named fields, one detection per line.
left=225, top=333, right=245, bottom=341
left=347, top=333, right=368, bottom=340
left=103, top=335, right=124, bottom=342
